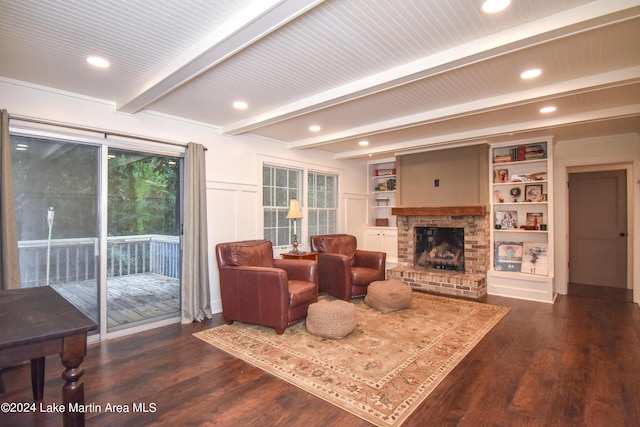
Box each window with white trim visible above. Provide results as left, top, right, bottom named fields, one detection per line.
left=308, top=171, right=338, bottom=236
left=262, top=164, right=302, bottom=246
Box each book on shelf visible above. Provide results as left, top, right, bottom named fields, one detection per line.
left=493, top=153, right=512, bottom=163
left=524, top=144, right=546, bottom=160
left=494, top=144, right=546, bottom=163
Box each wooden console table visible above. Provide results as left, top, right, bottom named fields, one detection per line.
left=0, top=286, right=97, bottom=427
left=281, top=252, right=318, bottom=261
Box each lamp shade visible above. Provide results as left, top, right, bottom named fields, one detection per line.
left=286, top=198, right=303, bottom=219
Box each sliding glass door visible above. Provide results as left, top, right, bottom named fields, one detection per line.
left=12, top=135, right=100, bottom=327
left=106, top=148, right=181, bottom=332
left=11, top=132, right=183, bottom=338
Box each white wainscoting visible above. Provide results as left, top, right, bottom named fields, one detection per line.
left=206, top=180, right=259, bottom=313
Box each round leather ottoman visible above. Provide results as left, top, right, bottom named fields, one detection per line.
left=306, top=300, right=357, bottom=339
left=365, top=279, right=413, bottom=313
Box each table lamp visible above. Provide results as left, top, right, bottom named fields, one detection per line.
left=286, top=198, right=303, bottom=253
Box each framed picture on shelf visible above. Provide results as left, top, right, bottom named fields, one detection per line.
left=494, top=242, right=523, bottom=272
left=524, top=184, right=544, bottom=202
left=494, top=168, right=509, bottom=183
left=526, top=212, right=543, bottom=228
left=495, top=211, right=518, bottom=229
left=521, top=243, right=549, bottom=275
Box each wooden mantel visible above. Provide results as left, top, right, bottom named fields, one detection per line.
left=391, top=206, right=487, bottom=216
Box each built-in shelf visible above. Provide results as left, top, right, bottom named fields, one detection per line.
left=367, top=159, right=397, bottom=226
left=487, top=137, right=555, bottom=303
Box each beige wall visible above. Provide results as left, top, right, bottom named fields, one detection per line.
left=396, top=144, right=489, bottom=207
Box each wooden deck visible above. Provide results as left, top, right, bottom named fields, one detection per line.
left=51, top=273, right=179, bottom=329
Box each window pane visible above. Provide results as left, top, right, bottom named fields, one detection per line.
left=264, top=228, right=276, bottom=243
left=108, top=149, right=180, bottom=236
left=289, top=170, right=298, bottom=190
left=263, top=166, right=271, bottom=185
left=328, top=210, right=336, bottom=230
left=326, top=176, right=336, bottom=208
left=276, top=187, right=288, bottom=207
left=263, top=164, right=302, bottom=246
left=12, top=136, right=99, bottom=291
left=308, top=171, right=338, bottom=235
left=308, top=210, right=318, bottom=237
left=264, top=209, right=275, bottom=227
left=275, top=168, right=287, bottom=188
left=262, top=186, right=271, bottom=206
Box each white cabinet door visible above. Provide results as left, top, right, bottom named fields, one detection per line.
left=362, top=227, right=397, bottom=263
left=363, top=227, right=383, bottom=251
left=381, top=229, right=398, bottom=262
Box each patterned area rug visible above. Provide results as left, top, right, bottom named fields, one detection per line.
left=194, top=292, right=509, bottom=426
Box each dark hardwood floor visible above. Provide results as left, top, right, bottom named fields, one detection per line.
left=1, top=284, right=639, bottom=426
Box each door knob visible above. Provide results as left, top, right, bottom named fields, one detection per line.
left=620, top=232, right=627, bottom=237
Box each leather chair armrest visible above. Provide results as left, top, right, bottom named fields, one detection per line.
left=355, top=249, right=386, bottom=272
left=273, top=259, right=318, bottom=283
left=219, top=265, right=289, bottom=292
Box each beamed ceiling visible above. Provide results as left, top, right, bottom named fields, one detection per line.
left=1, top=0, right=639, bottom=159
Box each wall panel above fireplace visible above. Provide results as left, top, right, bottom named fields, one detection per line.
left=396, top=144, right=489, bottom=207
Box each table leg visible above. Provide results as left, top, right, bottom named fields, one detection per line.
left=30, top=357, right=45, bottom=400
left=60, top=333, right=88, bottom=427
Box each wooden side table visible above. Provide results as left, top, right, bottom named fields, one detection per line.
left=281, top=252, right=318, bottom=261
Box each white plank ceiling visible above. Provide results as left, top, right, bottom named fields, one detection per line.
left=1, top=0, right=638, bottom=159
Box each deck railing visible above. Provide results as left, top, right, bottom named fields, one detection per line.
left=17, top=235, right=181, bottom=287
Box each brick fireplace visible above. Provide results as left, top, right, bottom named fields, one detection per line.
left=388, top=206, right=490, bottom=299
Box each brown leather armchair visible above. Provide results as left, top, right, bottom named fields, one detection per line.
left=215, top=240, right=318, bottom=334
left=309, top=234, right=386, bottom=301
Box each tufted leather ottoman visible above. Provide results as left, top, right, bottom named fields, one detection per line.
left=365, top=279, right=413, bottom=313
left=306, top=300, right=357, bottom=339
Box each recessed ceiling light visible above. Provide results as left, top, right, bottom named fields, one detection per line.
left=521, top=69, right=542, bottom=79
left=233, top=101, right=248, bottom=110
left=309, top=125, right=321, bottom=132
left=359, top=140, right=369, bottom=146
left=86, top=56, right=110, bottom=68
left=481, top=0, right=511, bottom=14
left=540, top=106, right=557, bottom=113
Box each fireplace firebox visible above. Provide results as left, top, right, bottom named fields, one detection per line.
left=415, top=227, right=465, bottom=272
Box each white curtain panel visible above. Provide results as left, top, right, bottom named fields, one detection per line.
left=181, top=142, right=212, bottom=323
